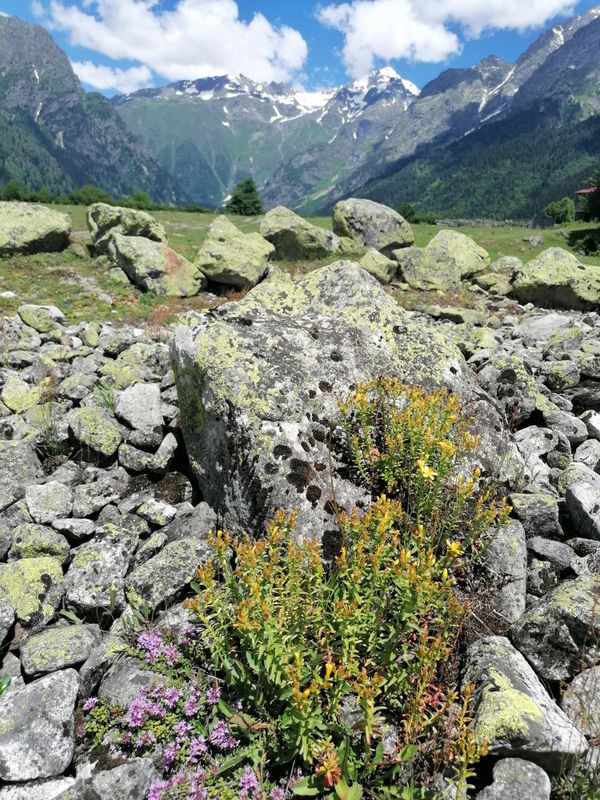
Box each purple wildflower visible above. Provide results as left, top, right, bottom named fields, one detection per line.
left=205, top=684, right=221, bottom=706
left=239, top=767, right=260, bottom=793
left=188, top=735, right=207, bottom=761
left=163, top=742, right=179, bottom=771
left=162, top=644, right=180, bottom=665
left=135, top=730, right=157, bottom=748
left=184, top=691, right=200, bottom=717
left=147, top=779, right=168, bottom=800
left=174, top=720, right=192, bottom=740
left=82, top=697, right=99, bottom=712
left=164, top=687, right=183, bottom=709
left=125, top=697, right=149, bottom=728
left=209, top=720, right=238, bottom=751
left=269, top=788, right=286, bottom=800
left=182, top=624, right=196, bottom=640
left=137, top=630, right=164, bottom=663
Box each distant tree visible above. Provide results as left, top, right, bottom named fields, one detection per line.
left=399, top=202, right=418, bottom=223
left=543, top=196, right=575, bottom=224
left=226, top=178, right=264, bottom=216
left=0, top=179, right=25, bottom=201
left=70, top=185, right=114, bottom=206
left=585, top=169, right=600, bottom=219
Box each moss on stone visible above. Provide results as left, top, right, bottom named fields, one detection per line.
left=0, top=556, right=63, bottom=625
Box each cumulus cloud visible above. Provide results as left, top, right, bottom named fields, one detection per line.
left=71, top=60, right=153, bottom=93
left=37, top=0, right=308, bottom=89
left=318, top=0, right=577, bottom=76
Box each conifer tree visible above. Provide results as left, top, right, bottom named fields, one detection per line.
left=226, top=178, right=264, bottom=215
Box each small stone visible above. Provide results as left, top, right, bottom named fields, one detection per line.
left=137, top=498, right=177, bottom=526
left=21, top=624, right=103, bottom=676
left=1, top=374, right=44, bottom=414
left=565, top=466, right=600, bottom=540
left=125, top=536, right=211, bottom=611
left=582, top=410, right=600, bottom=440
left=0, top=777, right=76, bottom=799
left=0, top=557, right=64, bottom=626
left=17, top=304, right=64, bottom=334
left=67, top=408, right=122, bottom=458
left=115, top=382, right=163, bottom=434
left=510, top=493, right=563, bottom=540
left=0, top=599, right=15, bottom=645
left=527, top=558, right=560, bottom=597
left=52, top=517, right=95, bottom=540
left=72, top=475, right=122, bottom=518
left=99, top=657, right=163, bottom=708
left=574, top=438, right=600, bottom=471
left=545, top=360, right=581, bottom=391
left=511, top=576, right=600, bottom=681
left=484, top=520, right=527, bottom=624
left=543, top=408, right=588, bottom=447
left=9, top=523, right=70, bottom=564
left=527, top=537, right=575, bottom=571
left=561, top=666, right=600, bottom=738
left=476, top=758, right=551, bottom=800
left=0, top=669, right=78, bottom=781
left=25, top=482, right=73, bottom=524
left=56, top=760, right=156, bottom=800
left=65, top=537, right=133, bottom=616
left=463, top=636, right=587, bottom=771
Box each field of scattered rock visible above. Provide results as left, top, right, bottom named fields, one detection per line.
left=0, top=199, right=599, bottom=799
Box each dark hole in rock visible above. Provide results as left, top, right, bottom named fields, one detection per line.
left=264, top=462, right=279, bottom=475
left=273, top=444, right=293, bottom=459
left=319, top=381, right=333, bottom=393
left=301, top=441, right=311, bottom=453
left=330, top=351, right=343, bottom=362
left=308, top=389, right=317, bottom=399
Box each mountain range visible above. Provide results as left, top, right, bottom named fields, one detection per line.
left=1, top=6, right=600, bottom=217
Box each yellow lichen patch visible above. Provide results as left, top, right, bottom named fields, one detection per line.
left=475, top=669, right=543, bottom=743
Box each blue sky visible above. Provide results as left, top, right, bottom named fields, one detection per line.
left=1, top=0, right=598, bottom=94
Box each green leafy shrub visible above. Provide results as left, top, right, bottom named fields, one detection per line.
left=543, top=197, right=575, bottom=224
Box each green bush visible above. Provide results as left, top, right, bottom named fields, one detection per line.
left=542, top=197, right=575, bottom=224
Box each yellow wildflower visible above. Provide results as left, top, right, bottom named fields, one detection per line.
left=417, top=456, right=437, bottom=482
left=438, top=439, right=457, bottom=457
left=446, top=539, right=463, bottom=558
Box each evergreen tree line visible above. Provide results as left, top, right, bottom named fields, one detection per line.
left=0, top=176, right=269, bottom=216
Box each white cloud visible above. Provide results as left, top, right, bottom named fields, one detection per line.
left=318, top=0, right=577, bottom=76
left=72, top=60, right=153, bottom=93
left=0, top=11, right=10, bottom=16
left=38, top=0, right=308, bottom=88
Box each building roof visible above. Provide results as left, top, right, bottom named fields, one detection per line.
left=575, top=187, right=596, bottom=194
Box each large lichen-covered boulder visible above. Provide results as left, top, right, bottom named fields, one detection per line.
left=260, top=206, right=340, bottom=260
left=394, top=230, right=490, bottom=291
left=196, top=215, right=274, bottom=288
left=172, top=261, right=514, bottom=540
left=108, top=233, right=204, bottom=297
left=512, top=248, right=600, bottom=310
left=86, top=203, right=167, bottom=253
left=0, top=202, right=71, bottom=256
left=463, top=636, right=587, bottom=771
left=332, top=198, right=414, bottom=255
left=358, top=248, right=398, bottom=284
left=510, top=576, right=600, bottom=682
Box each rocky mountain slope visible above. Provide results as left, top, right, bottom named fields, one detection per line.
left=0, top=15, right=183, bottom=202
left=113, top=68, right=419, bottom=209
left=112, top=4, right=600, bottom=215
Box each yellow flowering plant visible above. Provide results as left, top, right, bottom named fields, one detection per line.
left=185, top=381, right=507, bottom=797
left=339, top=378, right=509, bottom=561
